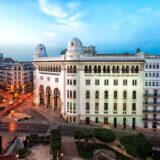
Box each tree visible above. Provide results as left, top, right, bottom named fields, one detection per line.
left=120, top=133, right=152, bottom=157
left=93, top=128, right=116, bottom=143
left=50, top=129, right=61, bottom=160
left=74, top=131, right=84, bottom=144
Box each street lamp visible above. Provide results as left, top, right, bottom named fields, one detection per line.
left=60, top=153, right=64, bottom=160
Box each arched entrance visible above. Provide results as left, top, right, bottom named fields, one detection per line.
left=53, top=88, right=60, bottom=110
left=39, top=85, right=44, bottom=105
left=46, top=86, right=52, bottom=108
left=86, top=117, right=90, bottom=124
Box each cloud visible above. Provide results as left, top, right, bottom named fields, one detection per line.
left=39, top=0, right=68, bottom=18
left=39, top=0, right=86, bottom=38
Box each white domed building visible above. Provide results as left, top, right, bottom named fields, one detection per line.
left=33, top=37, right=160, bottom=129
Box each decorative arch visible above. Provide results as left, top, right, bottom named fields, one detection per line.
left=53, top=88, right=61, bottom=110
left=39, top=85, right=45, bottom=105
left=46, top=86, right=52, bottom=107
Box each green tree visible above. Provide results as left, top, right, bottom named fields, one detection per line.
left=50, top=129, right=61, bottom=160
left=93, top=128, right=116, bottom=143
left=120, top=133, right=152, bottom=157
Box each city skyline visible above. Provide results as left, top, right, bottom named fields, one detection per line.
left=1, top=0, right=160, bottom=60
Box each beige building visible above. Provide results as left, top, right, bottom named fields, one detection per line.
left=33, top=37, right=151, bottom=129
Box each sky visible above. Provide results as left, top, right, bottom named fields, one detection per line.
left=0, top=0, right=160, bottom=60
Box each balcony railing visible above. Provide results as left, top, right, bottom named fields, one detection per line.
left=144, top=102, right=160, bottom=105
left=144, top=94, right=160, bottom=97
left=143, top=110, right=160, bottom=113
left=143, top=118, right=160, bottom=121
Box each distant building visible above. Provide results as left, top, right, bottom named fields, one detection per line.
left=0, top=57, right=33, bottom=93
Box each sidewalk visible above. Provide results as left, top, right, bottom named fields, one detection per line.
left=61, top=136, right=80, bottom=160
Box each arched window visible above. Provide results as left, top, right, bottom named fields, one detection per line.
left=104, top=91, right=108, bottom=99
left=107, top=66, right=110, bottom=73
left=126, top=66, right=129, bottom=73
left=84, top=66, right=88, bottom=73
left=135, top=66, right=139, bottom=73
left=112, top=66, right=115, bottom=73
left=98, top=66, right=101, bottom=73
left=86, top=90, right=90, bottom=99
left=70, top=66, right=72, bottom=73
left=95, top=91, right=99, bottom=99
left=59, top=66, right=61, bottom=72
left=103, top=66, right=106, bottom=73
left=67, top=66, right=69, bottom=73
left=94, top=66, right=97, bottom=73
left=132, top=91, right=136, bottom=99
left=53, top=66, right=56, bottom=72
left=73, top=65, right=77, bottom=73
left=95, top=117, right=98, bottom=123
left=122, top=66, right=125, bottom=73
left=123, top=91, right=127, bottom=99
left=89, top=66, right=92, bottom=73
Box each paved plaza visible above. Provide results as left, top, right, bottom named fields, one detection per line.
left=27, top=144, right=52, bottom=160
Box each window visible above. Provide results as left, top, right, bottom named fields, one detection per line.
left=157, top=65, right=159, bottom=69
left=86, top=90, right=90, bottom=99
left=70, top=90, right=72, bottom=98
left=104, top=103, right=108, bottom=111
left=132, top=80, right=137, bottom=86
left=73, top=91, right=76, bottom=99
left=86, top=103, right=90, bottom=113
left=47, top=77, right=50, bottom=81
left=104, top=91, right=108, bottom=99
left=70, top=80, right=72, bottom=85
left=145, top=73, right=148, bottom=77
left=114, top=79, right=118, bottom=86
left=86, top=79, right=90, bottom=85
left=123, top=80, right=127, bottom=86
left=55, top=78, right=59, bottom=82
left=95, top=117, right=99, bottom=123
left=123, top=103, right=127, bottom=111
left=114, top=103, right=117, bottom=110
left=104, top=79, right=109, bottom=85
left=114, top=91, right=117, bottom=99
left=67, top=90, right=69, bottom=98
left=132, top=103, right=136, bottom=111
left=123, top=91, right=127, bottom=99
left=95, top=103, right=99, bottom=113
left=40, top=76, right=43, bottom=80
left=132, top=91, right=136, bottom=99
left=149, top=65, right=152, bottom=68
left=153, top=65, right=155, bottom=68
left=146, top=65, right=148, bottom=68
left=95, top=79, right=99, bottom=85
left=73, top=80, right=76, bottom=85
left=95, top=91, right=99, bottom=99
left=67, top=79, right=69, bottom=85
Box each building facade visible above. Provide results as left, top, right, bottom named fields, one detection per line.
left=33, top=37, right=160, bottom=129
left=0, top=56, right=33, bottom=94
left=143, top=56, right=160, bottom=129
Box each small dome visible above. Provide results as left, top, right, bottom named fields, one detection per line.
left=67, top=37, right=83, bottom=54
left=34, top=44, right=48, bottom=59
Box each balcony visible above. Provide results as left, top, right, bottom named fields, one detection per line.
left=144, top=102, right=160, bottom=105
left=144, top=94, right=160, bottom=97
left=143, top=110, right=160, bottom=113
left=143, top=118, right=160, bottom=121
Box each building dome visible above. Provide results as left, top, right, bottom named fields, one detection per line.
left=33, top=44, right=48, bottom=59
left=66, top=37, right=83, bottom=59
